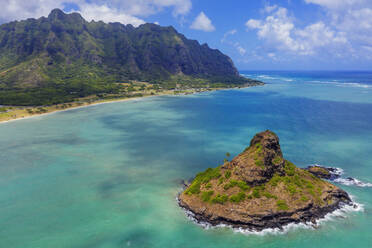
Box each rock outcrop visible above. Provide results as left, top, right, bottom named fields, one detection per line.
left=305, top=165, right=344, bottom=180
left=306, top=166, right=333, bottom=179
left=178, top=130, right=352, bottom=231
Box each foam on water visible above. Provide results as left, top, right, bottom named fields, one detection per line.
left=256, top=75, right=294, bottom=82
left=339, top=82, right=372, bottom=88
left=257, top=75, right=276, bottom=80
left=310, top=164, right=372, bottom=187
left=309, top=81, right=372, bottom=89
left=334, top=178, right=372, bottom=187
left=179, top=196, right=363, bottom=236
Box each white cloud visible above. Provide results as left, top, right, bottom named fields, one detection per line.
left=165, top=0, right=192, bottom=16
left=304, top=0, right=365, bottom=9
left=225, top=29, right=237, bottom=35
left=190, top=12, right=215, bottom=32
left=246, top=7, right=298, bottom=53
left=95, top=0, right=192, bottom=17
left=221, top=29, right=246, bottom=56
left=246, top=6, right=349, bottom=57
left=77, top=3, right=145, bottom=26
left=221, top=29, right=237, bottom=43
left=307, top=0, right=372, bottom=54
left=245, top=19, right=261, bottom=29
left=236, top=44, right=246, bottom=55
left=0, top=0, right=192, bottom=26
left=244, top=1, right=372, bottom=62
left=264, top=4, right=278, bottom=13
left=0, top=0, right=65, bottom=22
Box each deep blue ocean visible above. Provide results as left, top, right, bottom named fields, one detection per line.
left=0, top=71, right=372, bottom=247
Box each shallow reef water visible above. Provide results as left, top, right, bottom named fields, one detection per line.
left=0, top=71, right=372, bottom=247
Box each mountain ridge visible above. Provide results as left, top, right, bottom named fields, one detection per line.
left=0, top=9, right=260, bottom=106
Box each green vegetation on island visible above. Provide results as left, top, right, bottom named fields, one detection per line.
left=179, top=130, right=352, bottom=231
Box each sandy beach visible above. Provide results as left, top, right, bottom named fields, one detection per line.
left=0, top=88, right=222, bottom=124
left=0, top=84, right=264, bottom=124
left=0, top=90, right=175, bottom=124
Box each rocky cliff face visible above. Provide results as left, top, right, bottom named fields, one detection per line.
left=0, top=9, right=242, bottom=88
left=224, top=131, right=285, bottom=186
left=179, top=130, right=352, bottom=231
left=0, top=9, right=263, bottom=106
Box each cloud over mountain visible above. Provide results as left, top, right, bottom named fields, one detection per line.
left=0, top=0, right=192, bottom=26
left=190, top=12, right=215, bottom=32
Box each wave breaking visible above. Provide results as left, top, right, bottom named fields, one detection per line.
left=179, top=196, right=362, bottom=236
left=308, top=164, right=372, bottom=188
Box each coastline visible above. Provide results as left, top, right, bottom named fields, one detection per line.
left=0, top=95, right=148, bottom=124
left=177, top=164, right=368, bottom=234
left=0, top=84, right=262, bottom=124
left=177, top=130, right=356, bottom=233
left=0, top=89, right=178, bottom=124
left=178, top=195, right=355, bottom=232
left=177, top=193, right=362, bottom=234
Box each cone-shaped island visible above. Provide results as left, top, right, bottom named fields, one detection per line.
left=179, top=130, right=352, bottom=231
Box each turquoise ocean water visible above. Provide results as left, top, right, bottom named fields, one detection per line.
left=1, top=71, right=372, bottom=247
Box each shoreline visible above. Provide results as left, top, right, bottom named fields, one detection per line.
left=0, top=85, right=262, bottom=124
left=0, top=89, right=180, bottom=124
left=177, top=194, right=361, bottom=234
left=176, top=129, right=356, bottom=233
left=0, top=95, right=149, bottom=124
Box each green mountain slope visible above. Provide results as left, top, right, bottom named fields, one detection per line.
left=0, top=9, right=259, bottom=106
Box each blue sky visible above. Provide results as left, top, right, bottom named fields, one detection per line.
left=1, top=0, right=372, bottom=70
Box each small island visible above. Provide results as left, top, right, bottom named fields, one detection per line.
left=179, top=130, right=352, bottom=231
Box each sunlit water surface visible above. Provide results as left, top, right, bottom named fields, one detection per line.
left=1, top=71, right=372, bottom=247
